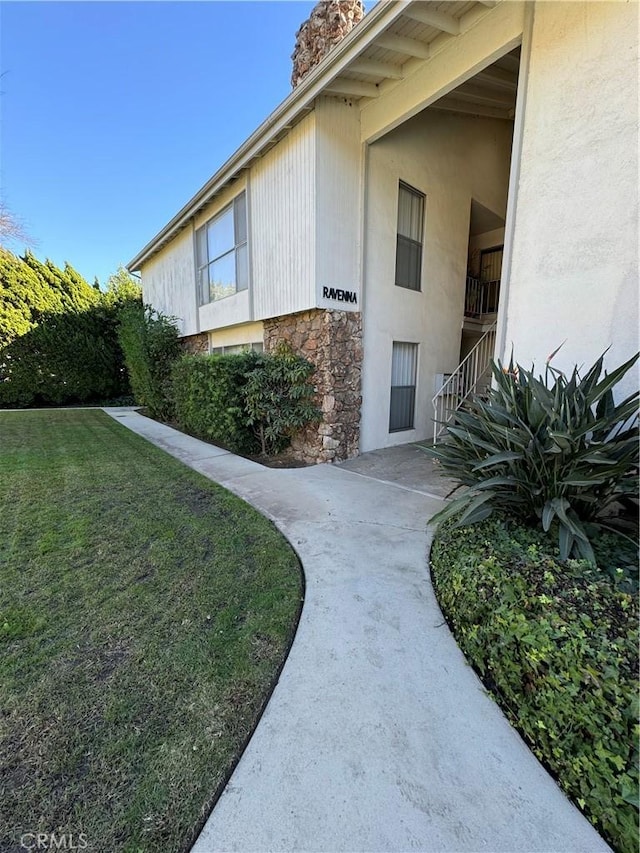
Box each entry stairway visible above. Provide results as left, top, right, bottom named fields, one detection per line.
left=432, top=321, right=496, bottom=443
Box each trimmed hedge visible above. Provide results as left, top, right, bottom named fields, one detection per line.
left=171, top=352, right=262, bottom=455
left=170, top=347, right=320, bottom=457
left=430, top=516, right=638, bottom=853
left=117, top=304, right=181, bottom=421
left=0, top=252, right=141, bottom=407
left=0, top=304, right=131, bottom=407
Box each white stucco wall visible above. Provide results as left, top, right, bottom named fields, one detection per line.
left=501, top=0, right=639, bottom=397
left=140, top=227, right=198, bottom=336
left=360, top=109, right=513, bottom=451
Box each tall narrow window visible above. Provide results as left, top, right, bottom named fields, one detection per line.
left=196, top=192, right=248, bottom=304
left=395, top=182, right=425, bottom=291
left=390, top=342, right=418, bottom=432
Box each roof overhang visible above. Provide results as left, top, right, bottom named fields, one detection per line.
left=127, top=0, right=503, bottom=271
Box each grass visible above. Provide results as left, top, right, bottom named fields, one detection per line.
left=0, top=409, right=303, bottom=852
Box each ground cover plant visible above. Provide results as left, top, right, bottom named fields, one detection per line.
left=0, top=409, right=303, bottom=852
left=430, top=517, right=639, bottom=853
left=427, top=351, right=639, bottom=853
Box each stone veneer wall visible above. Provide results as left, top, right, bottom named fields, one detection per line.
left=291, top=0, right=365, bottom=88
left=181, top=332, right=209, bottom=355
left=263, top=309, right=362, bottom=463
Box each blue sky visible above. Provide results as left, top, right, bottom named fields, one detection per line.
left=1, top=1, right=315, bottom=285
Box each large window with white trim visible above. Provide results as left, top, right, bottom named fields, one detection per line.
left=196, top=192, right=248, bottom=304
left=395, top=182, right=425, bottom=291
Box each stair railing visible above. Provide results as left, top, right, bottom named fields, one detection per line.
left=432, top=321, right=497, bottom=442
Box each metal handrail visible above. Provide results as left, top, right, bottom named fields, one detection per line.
left=432, top=321, right=497, bottom=442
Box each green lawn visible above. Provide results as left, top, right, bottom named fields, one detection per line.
left=0, top=409, right=303, bottom=852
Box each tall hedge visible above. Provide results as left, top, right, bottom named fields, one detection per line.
left=0, top=249, right=100, bottom=349
left=0, top=252, right=139, bottom=407
left=117, top=303, right=182, bottom=421
left=0, top=307, right=128, bottom=407
left=171, top=352, right=261, bottom=454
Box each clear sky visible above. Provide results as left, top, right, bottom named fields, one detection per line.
left=0, top=0, right=315, bottom=285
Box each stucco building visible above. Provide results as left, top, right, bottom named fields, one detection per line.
left=128, top=0, right=639, bottom=463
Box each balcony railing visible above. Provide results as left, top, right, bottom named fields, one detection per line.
left=464, top=276, right=500, bottom=317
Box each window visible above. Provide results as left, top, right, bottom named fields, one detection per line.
left=390, top=342, right=418, bottom=432
left=395, top=182, right=425, bottom=291
left=210, top=341, right=264, bottom=355
left=196, top=192, right=248, bottom=304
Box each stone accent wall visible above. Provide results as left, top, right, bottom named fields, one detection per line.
left=291, top=1, right=365, bottom=88
left=264, top=309, right=362, bottom=464
left=181, top=332, right=209, bottom=355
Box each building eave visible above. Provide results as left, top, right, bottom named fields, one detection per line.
left=128, top=0, right=500, bottom=271
left=127, top=0, right=407, bottom=271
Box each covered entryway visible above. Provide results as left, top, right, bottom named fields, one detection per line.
left=359, top=44, right=520, bottom=450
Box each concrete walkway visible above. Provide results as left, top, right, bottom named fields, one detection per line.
left=105, top=409, right=609, bottom=853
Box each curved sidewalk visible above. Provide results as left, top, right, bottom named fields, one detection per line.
left=105, top=410, right=609, bottom=853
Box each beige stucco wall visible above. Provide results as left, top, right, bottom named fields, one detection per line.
left=141, top=226, right=198, bottom=336
left=209, top=321, right=264, bottom=349
left=361, top=109, right=513, bottom=451
left=501, top=0, right=639, bottom=396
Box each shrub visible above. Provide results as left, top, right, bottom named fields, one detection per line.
left=427, top=351, right=639, bottom=563
left=244, top=342, right=321, bottom=456
left=171, top=351, right=261, bottom=454
left=0, top=251, right=141, bottom=408
left=0, top=249, right=101, bottom=349
left=118, top=303, right=181, bottom=420
left=170, top=345, right=320, bottom=457
left=0, top=303, right=131, bottom=407
left=430, top=516, right=639, bottom=853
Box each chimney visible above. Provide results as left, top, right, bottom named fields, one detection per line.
left=291, top=1, right=365, bottom=88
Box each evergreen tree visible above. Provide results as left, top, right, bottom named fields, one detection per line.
left=104, top=266, right=142, bottom=307
left=0, top=250, right=140, bottom=406
left=0, top=249, right=62, bottom=347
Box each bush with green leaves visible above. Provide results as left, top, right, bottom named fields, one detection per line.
left=0, top=253, right=140, bottom=407
left=427, top=351, right=639, bottom=563
left=171, top=351, right=262, bottom=455
left=117, top=303, right=181, bottom=421
left=430, top=516, right=638, bottom=853
left=0, top=249, right=100, bottom=349
left=170, top=345, right=320, bottom=457
left=0, top=306, right=130, bottom=407
left=243, top=342, right=321, bottom=456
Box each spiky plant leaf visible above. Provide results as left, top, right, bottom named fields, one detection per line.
left=426, top=350, right=639, bottom=566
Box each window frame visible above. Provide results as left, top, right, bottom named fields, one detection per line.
left=196, top=191, right=248, bottom=305
left=395, top=181, right=425, bottom=292
left=209, top=340, right=264, bottom=356
left=389, top=341, right=419, bottom=433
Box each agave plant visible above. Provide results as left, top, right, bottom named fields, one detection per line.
left=427, top=351, right=639, bottom=561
